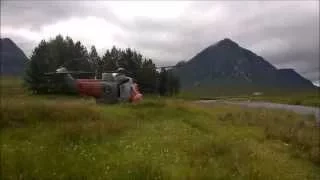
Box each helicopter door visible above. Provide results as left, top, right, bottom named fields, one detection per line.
left=119, top=78, right=133, bottom=101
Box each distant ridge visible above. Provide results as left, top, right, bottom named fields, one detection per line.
left=1, top=38, right=28, bottom=75
left=173, top=38, right=315, bottom=89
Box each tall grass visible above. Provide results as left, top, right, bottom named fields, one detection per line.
left=1, top=77, right=320, bottom=179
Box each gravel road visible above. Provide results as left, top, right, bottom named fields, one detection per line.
left=196, top=100, right=320, bottom=122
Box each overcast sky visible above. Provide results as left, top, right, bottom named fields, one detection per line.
left=1, top=1, right=319, bottom=84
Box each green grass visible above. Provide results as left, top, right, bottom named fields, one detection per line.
left=243, top=94, right=320, bottom=107
left=1, top=77, right=320, bottom=179
left=178, top=86, right=320, bottom=107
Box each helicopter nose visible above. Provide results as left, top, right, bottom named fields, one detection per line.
left=130, top=83, right=143, bottom=102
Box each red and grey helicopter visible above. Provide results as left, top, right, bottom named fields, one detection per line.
left=45, top=66, right=143, bottom=104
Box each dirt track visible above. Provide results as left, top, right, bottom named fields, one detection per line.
left=196, top=100, right=320, bottom=122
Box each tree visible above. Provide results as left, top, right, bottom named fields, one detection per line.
left=168, top=71, right=180, bottom=95
left=136, top=59, right=157, bottom=93
left=70, top=41, right=91, bottom=71
left=99, top=46, right=180, bottom=95
left=24, top=35, right=92, bottom=94
left=157, top=68, right=180, bottom=96
left=24, top=40, right=50, bottom=93
left=172, top=75, right=180, bottom=95
left=102, top=49, right=117, bottom=71
left=158, top=68, right=168, bottom=96
left=25, top=35, right=180, bottom=95
left=89, top=45, right=101, bottom=78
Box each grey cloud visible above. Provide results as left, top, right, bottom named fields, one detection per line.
left=1, top=1, right=119, bottom=30
left=1, top=1, right=319, bottom=82
left=1, top=1, right=76, bottom=29
left=233, top=9, right=319, bottom=81
left=101, top=1, right=320, bottom=83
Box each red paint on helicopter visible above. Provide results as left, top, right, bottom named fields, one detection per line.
left=76, top=79, right=103, bottom=98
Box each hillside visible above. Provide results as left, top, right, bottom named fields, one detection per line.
left=173, top=38, right=315, bottom=89
left=0, top=38, right=28, bottom=75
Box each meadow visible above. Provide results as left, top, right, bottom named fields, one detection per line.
left=1, top=77, right=319, bottom=179
left=179, top=86, right=320, bottom=107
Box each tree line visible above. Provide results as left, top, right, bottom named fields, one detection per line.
left=24, top=35, right=180, bottom=96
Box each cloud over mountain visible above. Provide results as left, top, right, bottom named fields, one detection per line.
left=1, top=1, right=318, bottom=83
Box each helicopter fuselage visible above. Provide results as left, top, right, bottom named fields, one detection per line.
left=74, top=76, right=142, bottom=104
left=47, top=67, right=143, bottom=104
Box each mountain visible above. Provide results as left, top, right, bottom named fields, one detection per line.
left=1, top=38, right=28, bottom=75
left=173, top=38, right=315, bottom=89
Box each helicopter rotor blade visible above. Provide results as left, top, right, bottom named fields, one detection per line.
left=44, top=71, right=94, bottom=75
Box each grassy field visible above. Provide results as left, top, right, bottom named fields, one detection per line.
left=1, top=77, right=320, bottom=179
left=178, top=86, right=320, bottom=107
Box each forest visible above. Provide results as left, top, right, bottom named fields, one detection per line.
left=24, top=35, right=180, bottom=96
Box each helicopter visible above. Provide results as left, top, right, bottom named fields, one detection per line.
left=44, top=66, right=143, bottom=104
left=43, top=56, right=184, bottom=104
